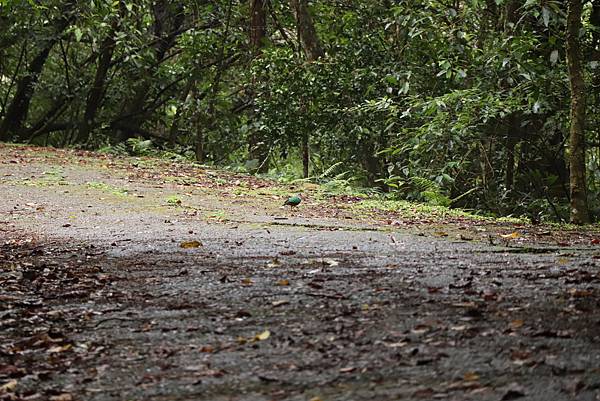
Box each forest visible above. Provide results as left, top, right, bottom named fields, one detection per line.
left=1, top=0, right=599, bottom=224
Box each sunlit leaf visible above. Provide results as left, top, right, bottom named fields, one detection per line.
left=180, top=240, right=202, bottom=248
left=255, top=330, right=270, bottom=341
left=0, top=379, right=17, bottom=393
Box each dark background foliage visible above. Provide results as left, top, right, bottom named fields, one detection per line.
left=1, top=0, right=599, bottom=222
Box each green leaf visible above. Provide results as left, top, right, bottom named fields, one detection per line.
left=74, top=27, right=82, bottom=42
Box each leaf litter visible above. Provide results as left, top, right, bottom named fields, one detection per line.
left=1, top=145, right=600, bottom=400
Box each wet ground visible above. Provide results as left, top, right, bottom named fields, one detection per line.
left=1, top=145, right=600, bottom=401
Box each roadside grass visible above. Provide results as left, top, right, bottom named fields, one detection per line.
left=18, top=168, right=69, bottom=187
left=165, top=195, right=183, bottom=206
left=4, top=143, right=600, bottom=237
left=85, top=181, right=129, bottom=196
left=353, top=198, right=525, bottom=224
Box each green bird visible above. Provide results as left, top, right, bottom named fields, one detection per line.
left=283, top=194, right=302, bottom=208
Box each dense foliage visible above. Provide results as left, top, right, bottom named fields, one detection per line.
left=1, top=0, right=599, bottom=222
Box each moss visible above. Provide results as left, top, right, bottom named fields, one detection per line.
left=86, top=181, right=129, bottom=196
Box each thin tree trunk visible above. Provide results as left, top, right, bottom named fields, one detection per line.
left=289, top=0, right=324, bottom=178
left=566, top=0, right=590, bottom=224
left=289, top=0, right=324, bottom=61
left=247, top=0, right=270, bottom=173
left=78, top=2, right=124, bottom=144
left=168, top=76, right=194, bottom=147
left=301, top=132, right=309, bottom=178
left=505, top=116, right=519, bottom=191
left=115, top=0, right=184, bottom=142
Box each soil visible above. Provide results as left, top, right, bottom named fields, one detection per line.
left=1, top=144, right=600, bottom=401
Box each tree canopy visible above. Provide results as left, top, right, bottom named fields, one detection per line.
left=1, top=0, right=600, bottom=223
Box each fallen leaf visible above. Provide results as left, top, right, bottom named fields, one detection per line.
left=509, top=319, right=524, bottom=329
left=411, top=324, right=430, bottom=334
left=202, top=369, right=225, bottom=378
left=255, top=330, right=271, bottom=341
left=385, top=341, right=409, bottom=348
left=241, top=278, right=253, bottom=285
left=501, top=232, right=520, bottom=239
left=501, top=383, right=525, bottom=400
left=267, top=258, right=281, bottom=268
left=47, top=344, right=72, bottom=353
left=323, top=258, right=339, bottom=267
left=463, top=371, right=480, bottom=381
left=180, top=240, right=202, bottom=248
left=271, top=300, right=289, bottom=307
left=50, top=394, right=73, bottom=401
left=568, top=288, right=593, bottom=298
left=0, top=379, right=17, bottom=393
left=276, top=279, right=290, bottom=286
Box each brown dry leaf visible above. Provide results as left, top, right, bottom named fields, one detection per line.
left=0, top=379, right=17, bottom=394
left=411, top=324, right=431, bottom=334
left=202, top=369, right=225, bottom=378
left=50, top=394, right=73, bottom=401
left=501, top=232, right=520, bottom=239
left=241, top=278, right=253, bottom=286
left=434, top=231, right=449, bottom=237
left=47, top=344, right=72, bottom=353
left=309, top=397, right=323, bottom=401
left=180, top=240, right=202, bottom=248
left=266, top=258, right=282, bottom=268
left=199, top=345, right=214, bottom=353
left=464, top=371, right=480, bottom=381
left=452, top=301, right=476, bottom=308
left=277, top=279, right=290, bottom=286
left=568, top=288, right=593, bottom=298
left=255, top=330, right=271, bottom=341
left=510, top=349, right=533, bottom=366
left=509, top=319, right=524, bottom=329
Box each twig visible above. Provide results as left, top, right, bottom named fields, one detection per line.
left=301, top=291, right=347, bottom=300
left=94, top=317, right=137, bottom=327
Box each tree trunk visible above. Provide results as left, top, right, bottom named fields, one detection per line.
left=78, top=3, right=124, bottom=144
left=0, top=45, right=54, bottom=141
left=168, top=76, right=195, bottom=147
left=115, top=0, right=184, bottom=142
left=301, top=131, right=309, bottom=178
left=289, top=0, right=324, bottom=61
left=0, top=2, right=75, bottom=141
left=504, top=116, right=519, bottom=192
left=247, top=0, right=270, bottom=173
left=566, top=0, right=590, bottom=224
left=289, top=0, right=324, bottom=178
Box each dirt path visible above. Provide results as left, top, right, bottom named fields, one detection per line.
left=1, top=145, right=600, bottom=401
